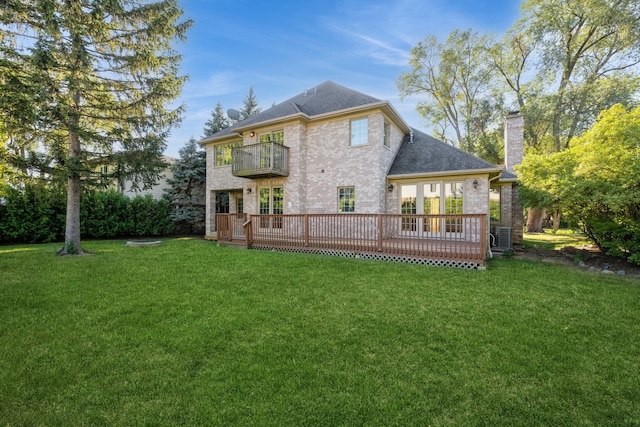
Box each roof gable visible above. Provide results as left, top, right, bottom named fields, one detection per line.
left=388, top=128, right=500, bottom=177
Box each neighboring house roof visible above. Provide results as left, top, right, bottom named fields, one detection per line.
left=199, top=81, right=410, bottom=144
left=387, top=128, right=502, bottom=178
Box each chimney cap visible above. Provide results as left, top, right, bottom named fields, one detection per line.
left=508, top=110, right=521, bottom=116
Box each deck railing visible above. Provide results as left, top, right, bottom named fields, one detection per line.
left=216, top=213, right=248, bottom=242
left=217, top=213, right=487, bottom=264
left=231, top=142, right=289, bottom=178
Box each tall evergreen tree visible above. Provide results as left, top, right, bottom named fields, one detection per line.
left=202, top=102, right=229, bottom=138
left=239, top=86, right=262, bottom=120
left=0, top=0, right=192, bottom=254
left=164, top=137, right=206, bottom=235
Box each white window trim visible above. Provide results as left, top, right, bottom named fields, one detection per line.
left=399, top=181, right=466, bottom=214
left=383, top=120, right=391, bottom=149
left=350, top=117, right=369, bottom=147
left=337, top=186, right=356, bottom=213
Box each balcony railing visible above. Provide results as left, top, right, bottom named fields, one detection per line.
left=231, top=142, right=289, bottom=178
left=216, top=213, right=487, bottom=267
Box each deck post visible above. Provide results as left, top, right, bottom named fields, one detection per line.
left=243, top=216, right=252, bottom=248
left=377, top=214, right=383, bottom=252
left=304, top=214, right=309, bottom=247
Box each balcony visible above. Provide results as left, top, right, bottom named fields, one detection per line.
left=231, top=142, right=289, bottom=178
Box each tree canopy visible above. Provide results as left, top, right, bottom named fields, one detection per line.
left=398, top=29, right=504, bottom=162
left=399, top=0, right=640, bottom=157
left=399, top=0, right=640, bottom=233
left=518, top=104, right=640, bottom=264
left=0, top=0, right=192, bottom=254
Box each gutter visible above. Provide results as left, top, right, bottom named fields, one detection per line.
left=387, top=167, right=503, bottom=180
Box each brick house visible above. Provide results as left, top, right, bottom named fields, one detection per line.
left=199, top=81, right=523, bottom=266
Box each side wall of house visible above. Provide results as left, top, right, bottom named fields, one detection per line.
left=303, top=112, right=390, bottom=214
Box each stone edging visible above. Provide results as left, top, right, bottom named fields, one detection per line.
left=560, top=252, right=640, bottom=278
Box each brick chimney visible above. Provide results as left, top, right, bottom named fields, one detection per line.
left=504, top=111, right=524, bottom=174
left=503, top=111, right=524, bottom=250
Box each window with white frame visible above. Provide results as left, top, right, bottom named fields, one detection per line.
left=400, top=181, right=464, bottom=232
left=401, top=185, right=417, bottom=231
left=259, top=130, right=284, bottom=144
left=259, top=186, right=283, bottom=228
left=383, top=121, right=391, bottom=148
left=350, top=117, right=368, bottom=146
left=338, top=187, right=355, bottom=213
left=215, top=141, right=242, bottom=166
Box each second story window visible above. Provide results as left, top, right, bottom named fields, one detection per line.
left=215, top=141, right=242, bottom=167
left=350, top=117, right=368, bottom=146
left=383, top=121, right=390, bottom=148
left=259, top=130, right=284, bottom=144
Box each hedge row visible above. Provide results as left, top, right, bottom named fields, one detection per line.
left=0, top=186, right=174, bottom=244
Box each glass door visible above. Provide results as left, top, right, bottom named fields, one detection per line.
left=423, top=183, right=441, bottom=236
left=259, top=187, right=283, bottom=229
left=400, top=185, right=417, bottom=235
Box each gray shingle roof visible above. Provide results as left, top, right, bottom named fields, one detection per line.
left=200, top=81, right=383, bottom=142
left=388, top=128, right=500, bottom=176
left=199, top=81, right=508, bottom=179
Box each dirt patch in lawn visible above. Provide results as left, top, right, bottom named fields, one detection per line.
left=518, top=243, right=640, bottom=277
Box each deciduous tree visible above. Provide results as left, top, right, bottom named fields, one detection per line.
left=398, top=29, right=503, bottom=158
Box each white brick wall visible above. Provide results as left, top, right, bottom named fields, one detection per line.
left=203, top=110, right=430, bottom=236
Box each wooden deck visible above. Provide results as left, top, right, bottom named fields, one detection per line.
left=216, top=213, right=488, bottom=267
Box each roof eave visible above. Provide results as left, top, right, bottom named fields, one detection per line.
left=387, top=167, right=503, bottom=180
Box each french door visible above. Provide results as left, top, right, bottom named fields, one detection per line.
left=259, top=186, right=283, bottom=229
left=400, top=182, right=464, bottom=238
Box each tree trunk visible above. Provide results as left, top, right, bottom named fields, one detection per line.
left=552, top=208, right=561, bottom=232
left=525, top=207, right=546, bottom=233
left=58, top=105, right=83, bottom=255
left=60, top=172, right=82, bottom=255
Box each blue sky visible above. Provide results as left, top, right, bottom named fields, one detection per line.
left=167, top=0, right=522, bottom=157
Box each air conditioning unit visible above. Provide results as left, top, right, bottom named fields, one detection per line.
left=490, top=226, right=513, bottom=251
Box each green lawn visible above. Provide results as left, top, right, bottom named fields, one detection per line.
left=523, top=229, right=591, bottom=250
left=1, top=239, right=638, bottom=426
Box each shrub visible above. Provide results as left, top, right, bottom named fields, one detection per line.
left=0, top=186, right=173, bottom=243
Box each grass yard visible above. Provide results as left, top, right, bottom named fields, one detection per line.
left=1, top=238, right=639, bottom=426
left=523, top=229, right=591, bottom=250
